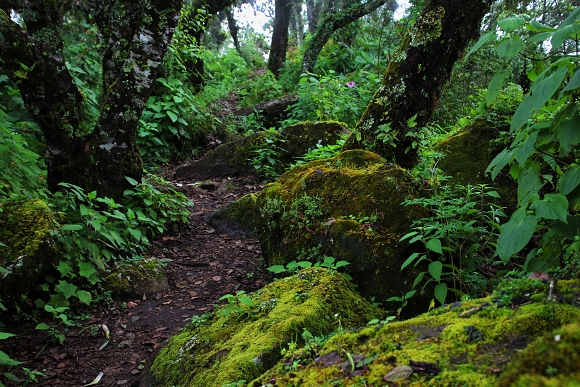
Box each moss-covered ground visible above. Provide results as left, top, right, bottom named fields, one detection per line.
left=149, top=268, right=384, bottom=386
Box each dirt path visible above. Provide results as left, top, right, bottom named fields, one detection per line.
left=2, top=175, right=264, bottom=387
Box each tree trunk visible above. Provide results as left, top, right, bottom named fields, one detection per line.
left=301, top=0, right=395, bottom=74
left=225, top=7, right=242, bottom=55
left=183, top=0, right=238, bottom=90
left=344, top=0, right=494, bottom=169
left=0, top=0, right=181, bottom=200
left=306, top=0, right=322, bottom=34
left=268, top=0, right=297, bottom=77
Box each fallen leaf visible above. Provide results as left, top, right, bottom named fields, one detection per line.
left=83, top=372, right=103, bottom=386
left=127, top=302, right=137, bottom=309
left=383, top=365, right=413, bottom=382
left=212, top=276, right=221, bottom=281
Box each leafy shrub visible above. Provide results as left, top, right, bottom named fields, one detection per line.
left=237, top=70, right=283, bottom=108
left=399, top=184, right=505, bottom=307
left=285, top=70, right=378, bottom=128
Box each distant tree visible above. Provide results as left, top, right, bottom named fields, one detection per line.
left=344, top=0, right=495, bottom=169
left=268, top=0, right=299, bottom=77
left=0, top=0, right=181, bottom=200
left=301, top=0, right=397, bottom=74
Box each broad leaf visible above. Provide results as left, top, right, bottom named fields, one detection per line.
left=563, top=67, right=580, bottom=92
left=166, top=110, right=178, bottom=123
left=61, top=224, right=84, bottom=231
left=56, top=280, right=77, bottom=299
left=559, top=114, right=580, bottom=152
left=401, top=252, right=420, bottom=271
left=0, top=350, right=22, bottom=366
left=517, top=167, right=543, bottom=205
left=527, top=20, right=556, bottom=32
left=497, top=209, right=537, bottom=263
left=434, top=283, right=448, bottom=305
left=559, top=165, right=580, bottom=195
left=530, top=194, right=568, bottom=221
left=76, top=290, right=92, bottom=305
left=499, top=16, right=526, bottom=32
left=496, top=37, right=525, bottom=59
left=531, top=66, right=569, bottom=110
left=465, top=32, right=494, bottom=61
left=487, top=71, right=509, bottom=105
left=488, top=148, right=515, bottom=181
left=552, top=23, right=580, bottom=50
left=267, top=265, right=286, bottom=274
left=428, top=261, right=443, bottom=281
left=425, top=238, right=442, bottom=254
left=510, top=95, right=533, bottom=132
left=0, top=333, right=16, bottom=340
left=515, top=130, right=538, bottom=166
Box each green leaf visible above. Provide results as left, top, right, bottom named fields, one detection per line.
left=47, top=294, right=70, bottom=308
left=559, top=165, right=580, bottom=195
left=425, top=238, right=442, bottom=254
left=412, top=272, right=426, bottom=288
left=125, top=176, right=139, bottom=186
left=166, top=110, right=178, bottom=123
left=528, top=31, right=554, bottom=42
left=515, top=130, right=538, bottom=166
left=57, top=261, right=73, bottom=277
left=531, top=66, right=569, bottom=110
left=35, top=323, right=50, bottom=330
left=488, top=148, right=515, bottom=181
left=0, top=350, right=22, bottom=366
left=552, top=23, right=580, bottom=50
left=497, top=209, right=538, bottom=263
left=61, top=224, right=84, bottom=231
left=517, top=167, right=543, bottom=205
left=267, top=265, right=286, bottom=274
left=76, top=290, right=92, bottom=305
left=559, top=114, right=580, bottom=152
left=79, top=262, right=98, bottom=282
left=464, top=32, right=494, bottom=61
left=530, top=194, right=568, bottom=222
left=527, top=20, right=556, bottom=32
left=56, top=280, right=78, bottom=299
left=404, top=290, right=417, bottom=299
left=499, top=16, right=526, bottom=32
left=0, top=333, right=16, bottom=340
left=434, top=283, right=448, bottom=305
left=510, top=96, right=533, bottom=132
left=428, top=261, right=443, bottom=281
left=563, top=67, right=580, bottom=92
left=496, top=37, right=525, bottom=59
left=486, top=71, right=510, bottom=105
left=239, top=295, right=253, bottom=306
left=401, top=252, right=420, bottom=271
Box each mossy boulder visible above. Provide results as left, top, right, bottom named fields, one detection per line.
left=250, top=279, right=580, bottom=387
left=210, top=149, right=430, bottom=315
left=174, top=121, right=349, bottom=181
left=435, top=119, right=517, bottom=212
left=103, top=258, right=169, bottom=298
left=0, top=199, right=61, bottom=308
left=146, top=268, right=383, bottom=386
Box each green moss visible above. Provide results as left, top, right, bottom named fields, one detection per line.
left=103, top=258, right=168, bottom=297
left=248, top=149, right=429, bottom=313
left=253, top=291, right=580, bottom=387
left=435, top=120, right=517, bottom=213
left=0, top=199, right=60, bottom=263
left=150, top=268, right=384, bottom=386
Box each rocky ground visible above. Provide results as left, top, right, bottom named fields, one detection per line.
left=1, top=172, right=265, bottom=387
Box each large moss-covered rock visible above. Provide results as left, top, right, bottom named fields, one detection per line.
left=435, top=119, right=517, bottom=212
left=210, top=149, right=430, bottom=314
left=146, top=268, right=383, bottom=386
left=0, top=199, right=60, bottom=308
left=251, top=279, right=580, bottom=386
left=174, top=121, right=349, bottom=181
left=103, top=258, right=169, bottom=298
left=256, top=151, right=427, bottom=298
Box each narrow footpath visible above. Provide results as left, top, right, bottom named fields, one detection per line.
left=2, top=174, right=264, bottom=387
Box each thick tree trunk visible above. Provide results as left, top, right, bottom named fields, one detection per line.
left=268, top=0, right=297, bottom=77
left=225, top=7, right=242, bottom=55
left=306, top=0, right=322, bottom=34
left=344, top=0, right=494, bottom=169
left=301, top=0, right=395, bottom=74
left=0, top=0, right=181, bottom=200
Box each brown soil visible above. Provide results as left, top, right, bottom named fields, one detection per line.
left=1, top=172, right=266, bottom=387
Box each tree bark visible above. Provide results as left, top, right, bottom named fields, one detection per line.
left=225, top=7, right=242, bottom=55
left=344, top=0, right=495, bottom=169
left=268, top=0, right=297, bottom=77
left=0, top=0, right=181, bottom=200
left=301, top=0, right=395, bottom=74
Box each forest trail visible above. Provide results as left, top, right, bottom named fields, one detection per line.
left=3, top=173, right=265, bottom=387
